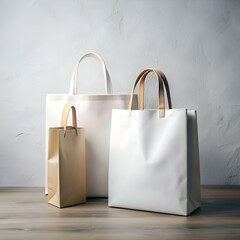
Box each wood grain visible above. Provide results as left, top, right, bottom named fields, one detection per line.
left=0, top=186, right=240, bottom=240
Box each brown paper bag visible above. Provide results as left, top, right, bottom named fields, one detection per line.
left=48, top=104, right=86, bottom=208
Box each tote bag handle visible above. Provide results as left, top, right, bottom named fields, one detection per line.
left=128, top=68, right=171, bottom=117
left=139, top=69, right=172, bottom=110
left=68, top=52, right=113, bottom=95
left=128, top=68, right=165, bottom=111
left=61, top=104, right=78, bottom=136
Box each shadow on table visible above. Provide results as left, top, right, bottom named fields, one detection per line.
left=190, top=198, right=240, bottom=217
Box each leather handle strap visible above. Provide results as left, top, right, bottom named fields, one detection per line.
left=128, top=68, right=165, bottom=116
left=139, top=69, right=172, bottom=110
left=138, top=69, right=165, bottom=111
left=128, top=69, right=152, bottom=110
left=61, top=104, right=78, bottom=136
left=68, top=52, right=113, bottom=95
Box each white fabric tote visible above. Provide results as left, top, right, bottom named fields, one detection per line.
left=45, top=53, right=137, bottom=197
left=108, top=68, right=201, bottom=216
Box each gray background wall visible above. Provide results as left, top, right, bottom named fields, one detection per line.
left=0, top=0, right=240, bottom=186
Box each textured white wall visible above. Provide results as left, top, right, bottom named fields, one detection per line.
left=0, top=0, right=240, bottom=186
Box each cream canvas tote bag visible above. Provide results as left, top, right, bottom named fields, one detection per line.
left=46, top=53, right=137, bottom=196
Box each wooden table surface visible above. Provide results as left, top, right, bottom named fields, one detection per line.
left=0, top=186, right=240, bottom=240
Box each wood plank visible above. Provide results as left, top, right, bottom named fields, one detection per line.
left=0, top=187, right=240, bottom=240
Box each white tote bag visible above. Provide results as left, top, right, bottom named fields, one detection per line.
left=45, top=52, right=137, bottom=197
left=108, top=68, right=201, bottom=216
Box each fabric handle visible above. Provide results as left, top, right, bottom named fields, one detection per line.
left=61, top=104, right=78, bottom=136
left=68, top=52, right=113, bottom=95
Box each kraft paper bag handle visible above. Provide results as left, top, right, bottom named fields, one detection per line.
left=69, top=52, right=113, bottom=95
left=139, top=69, right=172, bottom=110
left=128, top=68, right=165, bottom=117
left=61, top=104, right=78, bottom=137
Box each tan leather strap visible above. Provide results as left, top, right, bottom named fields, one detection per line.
left=138, top=69, right=165, bottom=111
left=128, top=68, right=165, bottom=116
left=128, top=69, right=153, bottom=110
left=61, top=104, right=78, bottom=136
left=139, top=69, right=172, bottom=110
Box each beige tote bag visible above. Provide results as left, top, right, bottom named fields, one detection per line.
left=48, top=104, right=86, bottom=208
